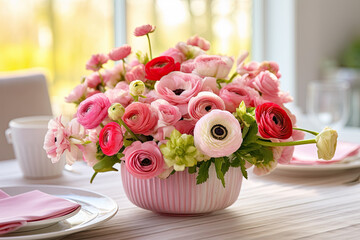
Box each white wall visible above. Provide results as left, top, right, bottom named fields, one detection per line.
left=255, top=0, right=360, bottom=112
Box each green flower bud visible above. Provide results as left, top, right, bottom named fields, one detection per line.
left=129, top=80, right=146, bottom=96
left=108, top=103, right=125, bottom=121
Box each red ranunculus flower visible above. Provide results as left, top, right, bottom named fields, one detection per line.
left=99, top=122, right=123, bottom=156
left=255, top=102, right=293, bottom=139
left=145, top=56, right=180, bottom=81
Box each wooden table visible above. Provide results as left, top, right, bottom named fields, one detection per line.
left=1, top=156, right=360, bottom=240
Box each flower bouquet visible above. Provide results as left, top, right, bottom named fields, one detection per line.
left=44, top=24, right=338, bottom=214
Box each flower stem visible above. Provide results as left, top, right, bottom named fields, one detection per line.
left=229, top=72, right=238, bottom=82
left=256, top=139, right=316, bottom=147
left=122, top=59, right=127, bottom=75
left=146, top=33, right=153, bottom=60
left=117, top=119, right=141, bottom=142
left=293, top=127, right=319, bottom=136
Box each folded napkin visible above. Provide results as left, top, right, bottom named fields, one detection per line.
left=0, top=190, right=80, bottom=235
left=290, top=141, right=360, bottom=165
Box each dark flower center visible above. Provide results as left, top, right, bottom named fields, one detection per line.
left=173, top=89, right=185, bottom=95
left=272, top=115, right=279, bottom=125
left=205, top=105, right=212, bottom=111
left=210, top=124, right=228, bottom=140
left=140, top=158, right=152, bottom=166
left=54, top=137, right=57, bottom=142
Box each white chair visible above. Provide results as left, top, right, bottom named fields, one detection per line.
left=0, top=70, right=53, bottom=160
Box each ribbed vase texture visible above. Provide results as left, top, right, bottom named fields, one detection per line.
left=121, top=163, right=243, bottom=215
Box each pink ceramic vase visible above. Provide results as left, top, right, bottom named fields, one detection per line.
left=121, top=163, right=243, bottom=215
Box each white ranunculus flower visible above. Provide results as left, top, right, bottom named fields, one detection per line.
left=315, top=127, right=338, bottom=160
left=194, top=110, right=242, bottom=158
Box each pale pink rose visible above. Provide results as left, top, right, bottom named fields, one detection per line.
left=151, top=99, right=182, bottom=128
left=194, top=110, right=242, bottom=158
left=201, top=77, right=219, bottom=94
left=86, top=53, right=109, bottom=71
left=105, top=87, right=132, bottom=107
left=65, top=84, right=87, bottom=103
left=125, top=64, right=145, bottom=83
left=77, top=93, right=111, bottom=129
left=108, top=44, right=131, bottom=61
left=43, top=116, right=70, bottom=163
left=85, top=72, right=102, bottom=89
left=122, top=102, right=158, bottom=135
left=138, top=90, right=160, bottom=104
left=219, top=82, right=262, bottom=112
left=188, top=92, right=225, bottom=121
left=123, top=141, right=165, bottom=179
left=160, top=48, right=186, bottom=63
left=187, top=35, right=210, bottom=51
left=236, top=61, right=260, bottom=77
left=176, top=42, right=205, bottom=59
left=134, top=24, right=156, bottom=37
left=277, top=91, right=293, bottom=105
left=253, top=160, right=278, bottom=176
left=174, top=119, right=197, bottom=135
left=152, top=126, right=175, bottom=141
left=193, top=55, right=234, bottom=79
left=180, top=59, right=196, bottom=73
left=101, top=69, right=115, bottom=88
left=155, top=72, right=203, bottom=107
left=252, top=71, right=280, bottom=101
left=236, top=51, right=249, bottom=67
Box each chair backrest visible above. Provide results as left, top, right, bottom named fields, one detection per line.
left=0, top=70, right=53, bottom=160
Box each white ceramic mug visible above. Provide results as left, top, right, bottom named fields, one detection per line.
left=5, top=116, right=65, bottom=179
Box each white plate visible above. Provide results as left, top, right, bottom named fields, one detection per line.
left=273, top=157, right=360, bottom=176
left=0, top=185, right=118, bottom=240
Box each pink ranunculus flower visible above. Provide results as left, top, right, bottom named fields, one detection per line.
left=154, top=72, right=203, bottom=111
left=134, top=24, right=156, bottom=37
left=106, top=63, right=127, bottom=88
left=193, top=55, right=234, bottom=79
left=259, top=61, right=281, bottom=79
left=186, top=35, right=211, bottom=51
left=65, top=84, right=87, bottom=103
left=99, top=122, right=123, bottom=156
left=252, top=70, right=280, bottom=101
left=180, top=59, right=196, bottom=73
left=219, top=82, right=262, bottom=112
left=105, top=87, right=132, bottom=107
left=123, top=141, right=165, bottom=179
left=160, top=48, right=186, bottom=63
left=43, top=116, right=70, bottom=163
left=151, top=99, right=182, bottom=128
left=108, top=44, right=131, bottom=61
left=125, top=64, right=145, bottom=83
left=201, top=77, right=220, bottom=94
left=85, top=72, right=102, bottom=89
left=152, top=126, right=175, bottom=141
left=176, top=42, right=205, bottom=59
left=138, top=89, right=160, bottom=104
left=188, top=91, right=225, bottom=121
left=80, top=142, right=99, bottom=167
left=77, top=93, right=111, bottom=129
left=194, top=110, right=242, bottom=158
left=122, top=102, right=158, bottom=135
left=86, top=53, right=109, bottom=71
left=64, top=118, right=86, bottom=165
left=174, top=119, right=197, bottom=135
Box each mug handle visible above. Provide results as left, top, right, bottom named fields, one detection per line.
left=5, top=128, right=12, bottom=144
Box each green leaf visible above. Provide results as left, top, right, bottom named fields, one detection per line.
left=196, top=160, right=212, bottom=185
left=215, top=158, right=226, bottom=188
left=221, top=156, right=231, bottom=176
left=242, top=121, right=258, bottom=146
left=230, top=153, right=241, bottom=167
left=188, top=165, right=197, bottom=174
left=239, top=158, right=248, bottom=179
left=93, top=156, right=120, bottom=173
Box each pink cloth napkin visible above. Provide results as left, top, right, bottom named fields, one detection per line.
left=0, top=190, right=80, bottom=235
left=290, top=141, right=360, bottom=165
